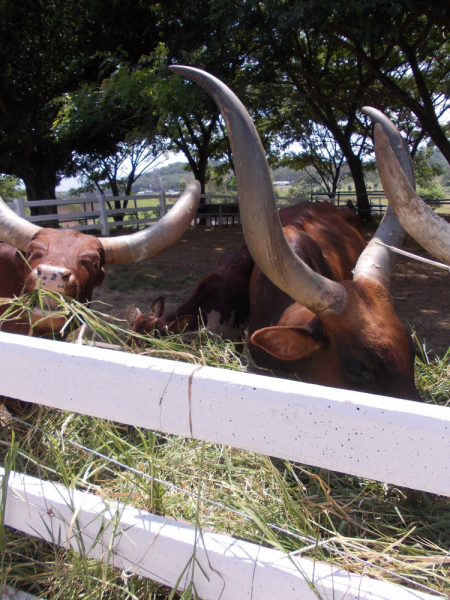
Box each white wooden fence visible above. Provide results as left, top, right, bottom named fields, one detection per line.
left=11, top=193, right=172, bottom=236
left=9, top=192, right=404, bottom=236
left=0, top=332, right=447, bottom=599
left=8, top=192, right=305, bottom=235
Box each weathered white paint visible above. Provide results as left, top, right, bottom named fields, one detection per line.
left=1, top=468, right=438, bottom=600
left=1, top=332, right=449, bottom=497
left=1, top=586, right=43, bottom=600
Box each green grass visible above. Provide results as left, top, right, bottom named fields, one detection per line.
left=0, top=291, right=449, bottom=598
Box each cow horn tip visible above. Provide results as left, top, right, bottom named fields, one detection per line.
left=169, top=65, right=197, bottom=76
left=362, top=106, right=381, bottom=120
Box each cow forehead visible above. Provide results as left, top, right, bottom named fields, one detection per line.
left=338, top=279, right=411, bottom=350
left=31, top=229, right=103, bottom=255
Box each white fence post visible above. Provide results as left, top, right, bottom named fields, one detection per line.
left=205, top=192, right=212, bottom=227
left=12, top=197, right=26, bottom=219
left=97, top=194, right=109, bottom=236
left=159, top=191, right=167, bottom=218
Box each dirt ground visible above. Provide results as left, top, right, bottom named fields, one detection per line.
left=94, top=223, right=450, bottom=358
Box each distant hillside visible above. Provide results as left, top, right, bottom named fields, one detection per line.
left=120, top=149, right=450, bottom=193
left=134, top=162, right=193, bottom=193
left=429, top=148, right=448, bottom=169
left=133, top=161, right=303, bottom=193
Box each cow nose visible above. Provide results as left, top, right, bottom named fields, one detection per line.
left=32, top=264, right=74, bottom=293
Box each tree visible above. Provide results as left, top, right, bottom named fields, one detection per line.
left=203, top=2, right=378, bottom=218
left=280, top=122, right=352, bottom=198
left=293, top=0, right=450, bottom=163
left=0, top=177, right=25, bottom=202
left=0, top=0, right=162, bottom=209
left=55, top=48, right=234, bottom=195
left=71, top=138, right=166, bottom=225
left=205, top=0, right=450, bottom=219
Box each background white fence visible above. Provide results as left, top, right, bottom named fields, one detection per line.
left=0, top=332, right=448, bottom=599
left=8, top=191, right=449, bottom=237
left=8, top=191, right=389, bottom=236
left=10, top=192, right=248, bottom=234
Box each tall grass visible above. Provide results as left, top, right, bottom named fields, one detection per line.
left=0, top=291, right=449, bottom=598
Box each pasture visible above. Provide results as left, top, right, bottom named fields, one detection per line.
left=1, top=222, right=450, bottom=598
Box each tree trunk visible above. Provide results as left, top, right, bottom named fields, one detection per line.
left=21, top=170, right=59, bottom=227
left=347, top=155, right=371, bottom=222
left=333, top=134, right=372, bottom=223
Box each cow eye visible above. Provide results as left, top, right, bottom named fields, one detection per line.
left=347, top=361, right=374, bottom=382
left=93, top=262, right=99, bottom=269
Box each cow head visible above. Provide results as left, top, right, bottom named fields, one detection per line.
left=25, top=229, right=106, bottom=301
left=128, top=296, right=194, bottom=345
left=170, top=66, right=421, bottom=400
left=0, top=181, right=200, bottom=334
left=250, top=278, right=418, bottom=399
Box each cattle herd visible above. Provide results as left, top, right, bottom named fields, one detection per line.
left=0, top=67, right=447, bottom=402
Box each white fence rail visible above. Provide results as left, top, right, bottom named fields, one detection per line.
left=7, top=192, right=307, bottom=235
left=0, top=332, right=448, bottom=598
left=10, top=193, right=173, bottom=236
left=10, top=192, right=248, bottom=235
left=8, top=191, right=400, bottom=236
left=2, top=467, right=437, bottom=600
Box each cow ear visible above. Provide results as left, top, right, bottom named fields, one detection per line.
left=251, top=326, right=322, bottom=361
left=133, top=308, right=157, bottom=335
left=149, top=296, right=165, bottom=318
left=168, top=314, right=194, bottom=334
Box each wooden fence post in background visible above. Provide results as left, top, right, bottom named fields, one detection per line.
left=205, top=192, right=212, bottom=227
left=159, top=191, right=167, bottom=218
left=97, top=194, right=109, bottom=236
left=12, top=197, right=26, bottom=219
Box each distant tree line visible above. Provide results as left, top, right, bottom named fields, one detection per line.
left=0, top=0, right=449, bottom=221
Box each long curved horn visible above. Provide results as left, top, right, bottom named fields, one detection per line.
left=0, top=196, right=41, bottom=251
left=374, top=124, right=450, bottom=265
left=101, top=180, right=201, bottom=265
left=353, top=108, right=413, bottom=289
left=170, top=66, right=347, bottom=316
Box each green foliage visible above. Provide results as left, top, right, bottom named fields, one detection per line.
left=413, top=146, right=444, bottom=189
left=0, top=177, right=25, bottom=201
left=0, top=0, right=162, bottom=199
left=3, top=0, right=450, bottom=207
left=278, top=123, right=352, bottom=197
left=135, top=162, right=192, bottom=192
left=54, top=44, right=233, bottom=194
left=417, top=185, right=446, bottom=204
left=443, top=166, right=450, bottom=188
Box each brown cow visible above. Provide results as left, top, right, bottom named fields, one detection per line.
left=0, top=182, right=200, bottom=336
left=129, top=245, right=254, bottom=349
left=169, top=66, right=421, bottom=400
left=130, top=203, right=362, bottom=347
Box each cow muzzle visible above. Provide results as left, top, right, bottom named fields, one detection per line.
left=29, top=264, right=74, bottom=295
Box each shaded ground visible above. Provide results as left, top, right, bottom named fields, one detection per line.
left=94, top=223, right=450, bottom=358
